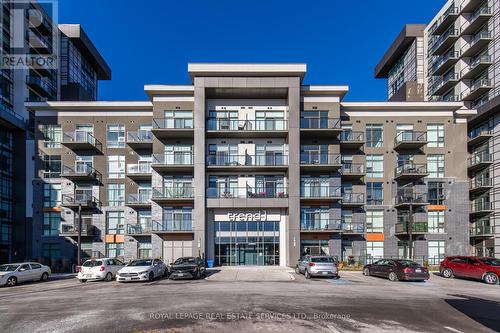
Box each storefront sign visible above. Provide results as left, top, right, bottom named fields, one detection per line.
left=228, top=210, right=267, bottom=221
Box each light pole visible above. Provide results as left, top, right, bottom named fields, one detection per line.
left=408, top=203, right=413, bottom=260
left=77, top=203, right=82, bottom=268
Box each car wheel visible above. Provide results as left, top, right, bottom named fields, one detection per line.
left=295, top=266, right=300, bottom=274
left=6, top=276, right=17, bottom=287
left=483, top=272, right=499, bottom=285
left=195, top=270, right=201, bottom=280
left=79, top=279, right=87, bottom=283
left=363, top=268, right=370, bottom=276
left=40, top=272, right=49, bottom=281
left=148, top=271, right=154, bottom=281
left=442, top=268, right=454, bottom=279
left=104, top=272, right=113, bottom=282
left=388, top=272, right=399, bottom=282
left=305, top=270, right=311, bottom=279
left=163, top=269, right=169, bottom=278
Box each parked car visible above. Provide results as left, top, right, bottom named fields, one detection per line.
left=440, top=256, right=500, bottom=285
left=363, top=259, right=429, bottom=282
left=295, top=255, right=339, bottom=279
left=0, top=262, right=51, bottom=287
left=169, top=257, right=206, bottom=280
left=116, top=258, right=168, bottom=282
left=77, top=258, right=124, bottom=282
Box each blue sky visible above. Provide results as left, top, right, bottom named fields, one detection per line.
left=58, top=0, right=444, bottom=101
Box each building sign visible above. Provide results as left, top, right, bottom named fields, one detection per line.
left=228, top=211, right=267, bottom=222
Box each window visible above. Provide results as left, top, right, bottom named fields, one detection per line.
left=107, top=124, right=125, bottom=148
left=107, top=184, right=125, bottom=206
left=428, top=240, right=445, bottom=265
left=42, top=155, right=61, bottom=178
left=428, top=181, right=445, bottom=205
left=42, top=125, right=62, bottom=148
left=107, top=155, right=125, bottom=178
left=428, top=211, right=445, bottom=233
left=366, top=210, right=384, bottom=232
left=366, top=182, right=383, bottom=205
left=164, top=110, right=193, bottom=129
left=43, top=183, right=61, bottom=207
left=427, top=124, right=444, bottom=147
left=366, top=124, right=383, bottom=147
left=106, top=211, right=124, bottom=234
left=366, top=155, right=384, bottom=177
left=105, top=243, right=124, bottom=258
left=43, top=212, right=60, bottom=236
left=41, top=243, right=61, bottom=260
left=427, top=155, right=445, bottom=178
left=366, top=242, right=384, bottom=262
left=138, top=241, right=152, bottom=259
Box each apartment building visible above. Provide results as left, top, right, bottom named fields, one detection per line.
left=27, top=63, right=471, bottom=270
left=0, top=0, right=110, bottom=263
left=375, top=0, right=500, bottom=257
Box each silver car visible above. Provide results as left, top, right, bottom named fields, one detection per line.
left=0, top=262, right=51, bottom=287
left=295, top=255, right=339, bottom=279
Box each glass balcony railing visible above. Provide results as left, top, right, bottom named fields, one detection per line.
left=341, top=163, right=365, bottom=175
left=429, top=28, right=459, bottom=54
left=300, top=219, right=343, bottom=231
left=428, top=72, right=459, bottom=96
left=395, top=222, right=429, bottom=234
left=61, top=193, right=102, bottom=209
left=300, top=153, right=341, bottom=165
left=207, top=118, right=287, bottom=131
left=152, top=153, right=193, bottom=166
left=127, top=162, right=152, bottom=174
left=126, top=130, right=152, bottom=143
left=395, top=162, right=428, bottom=178
left=300, top=117, right=341, bottom=130
left=394, top=131, right=427, bottom=146
left=470, top=220, right=494, bottom=237
left=62, top=164, right=102, bottom=182
left=207, top=154, right=288, bottom=167
left=342, top=192, right=365, bottom=204
left=60, top=222, right=95, bottom=235
left=152, top=186, right=194, bottom=199
left=340, top=131, right=365, bottom=142
left=127, top=221, right=152, bottom=234
left=153, top=118, right=193, bottom=129
left=395, top=189, right=428, bottom=206
left=152, top=220, right=193, bottom=232
left=62, top=131, right=102, bottom=151
left=470, top=201, right=493, bottom=213
left=127, top=191, right=152, bottom=205
left=468, top=151, right=492, bottom=167
left=300, top=185, right=341, bottom=199
left=207, top=186, right=288, bottom=199
left=470, top=177, right=492, bottom=190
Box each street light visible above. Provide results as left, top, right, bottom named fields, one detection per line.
left=77, top=203, right=82, bottom=268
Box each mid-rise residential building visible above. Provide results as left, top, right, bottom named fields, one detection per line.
left=27, top=63, right=472, bottom=271
left=376, top=0, right=500, bottom=257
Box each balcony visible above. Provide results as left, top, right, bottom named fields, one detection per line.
left=340, top=131, right=365, bottom=149
left=461, top=79, right=493, bottom=101
left=394, top=131, right=427, bottom=150
left=470, top=222, right=494, bottom=238
left=470, top=201, right=493, bottom=217
left=429, top=51, right=459, bottom=76
left=60, top=222, right=96, bottom=237
left=342, top=192, right=365, bottom=207
left=468, top=129, right=493, bottom=147
left=429, top=94, right=460, bottom=102
left=61, top=193, right=102, bottom=212
left=300, top=186, right=342, bottom=202
left=152, top=220, right=193, bottom=233
left=460, top=31, right=493, bottom=58
left=394, top=163, right=428, bottom=180
left=300, top=153, right=341, bottom=172
left=151, top=153, right=194, bottom=172
left=152, top=117, right=193, bottom=138
left=430, top=28, right=460, bottom=56
left=61, top=131, right=102, bottom=152
left=26, top=75, right=55, bottom=98
left=28, top=10, right=52, bottom=35
left=461, top=55, right=493, bottom=80
left=61, top=164, right=102, bottom=183
left=126, top=192, right=152, bottom=208
left=27, top=30, right=51, bottom=52
left=460, top=0, right=485, bottom=14
left=300, top=116, right=342, bottom=138
left=461, top=7, right=493, bottom=36
left=394, top=190, right=428, bottom=209
left=206, top=154, right=288, bottom=171
left=430, top=6, right=460, bottom=35
left=300, top=219, right=343, bottom=232
left=127, top=222, right=152, bottom=236
left=126, top=131, right=153, bottom=150
left=126, top=162, right=152, bottom=180
left=395, top=222, right=429, bottom=235
left=429, top=72, right=459, bottom=96
left=469, top=177, right=493, bottom=194
left=206, top=186, right=288, bottom=208
left=206, top=118, right=288, bottom=138
left=152, top=186, right=194, bottom=203
left=467, top=151, right=492, bottom=171
left=341, top=164, right=365, bottom=180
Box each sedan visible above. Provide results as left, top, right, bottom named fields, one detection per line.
left=169, top=257, right=206, bottom=280
left=295, top=255, right=339, bottom=279
left=116, top=258, right=168, bottom=282
left=363, top=259, right=429, bottom=282
left=0, top=262, right=51, bottom=287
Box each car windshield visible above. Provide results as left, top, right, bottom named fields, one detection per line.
left=82, top=260, right=102, bottom=267
left=0, top=264, right=19, bottom=272
left=173, top=257, right=196, bottom=265
left=479, top=258, right=500, bottom=266
left=311, top=257, right=334, bottom=263
left=127, top=259, right=152, bottom=267
left=396, top=260, right=420, bottom=268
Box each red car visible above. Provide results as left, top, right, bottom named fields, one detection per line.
left=440, top=256, right=500, bottom=285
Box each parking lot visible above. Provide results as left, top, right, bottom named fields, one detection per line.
left=0, top=268, right=499, bottom=333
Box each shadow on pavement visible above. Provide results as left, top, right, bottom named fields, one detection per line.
left=445, top=294, right=500, bottom=332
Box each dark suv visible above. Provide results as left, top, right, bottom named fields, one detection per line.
left=169, top=257, right=206, bottom=280
left=440, top=256, right=500, bottom=285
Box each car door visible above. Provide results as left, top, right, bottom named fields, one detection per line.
left=370, top=260, right=384, bottom=276
left=449, top=257, right=467, bottom=277
left=17, top=264, right=32, bottom=282
left=197, top=258, right=205, bottom=275
left=114, top=259, right=125, bottom=275
left=464, top=258, right=482, bottom=279
left=107, top=259, right=117, bottom=276
left=29, top=263, right=43, bottom=280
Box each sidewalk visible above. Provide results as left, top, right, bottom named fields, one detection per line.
left=206, top=266, right=295, bottom=282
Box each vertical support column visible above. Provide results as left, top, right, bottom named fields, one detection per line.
left=287, top=77, right=301, bottom=267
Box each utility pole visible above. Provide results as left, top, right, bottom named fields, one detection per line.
left=77, top=203, right=82, bottom=268
left=408, top=203, right=413, bottom=260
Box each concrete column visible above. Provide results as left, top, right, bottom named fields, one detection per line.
left=329, top=235, right=342, bottom=260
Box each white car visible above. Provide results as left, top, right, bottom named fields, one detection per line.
left=116, top=258, right=168, bottom=282
left=0, top=262, right=51, bottom=287
left=77, top=258, right=124, bottom=282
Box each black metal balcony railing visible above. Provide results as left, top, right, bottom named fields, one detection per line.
left=152, top=220, right=193, bottom=232
left=300, top=153, right=341, bottom=165
left=127, top=221, right=152, bottom=234
left=470, top=177, right=492, bottom=190
left=394, top=131, right=427, bottom=145
left=126, top=130, right=152, bottom=143
left=395, top=222, right=429, bottom=234
left=395, top=163, right=428, bottom=177
left=461, top=31, right=492, bottom=54
left=62, top=164, right=102, bottom=182
left=207, top=186, right=288, bottom=199
left=152, top=186, right=194, bottom=199
left=152, top=153, right=194, bottom=166
left=470, top=224, right=494, bottom=237
left=207, top=154, right=288, bottom=167
left=342, top=193, right=365, bottom=204
left=468, top=151, right=492, bottom=167
left=468, top=128, right=492, bottom=140
left=429, top=72, right=459, bottom=96
left=340, top=131, right=365, bottom=142
left=470, top=201, right=493, bottom=213
left=127, top=162, right=152, bottom=174
left=300, top=117, right=341, bottom=130
left=62, top=131, right=103, bottom=151
left=207, top=118, right=288, bottom=131
left=127, top=192, right=152, bottom=205
left=429, top=28, right=459, bottom=54
left=429, top=51, right=459, bottom=76
left=300, top=219, right=364, bottom=233
left=461, top=78, right=493, bottom=100
left=300, top=185, right=342, bottom=199
left=395, top=190, right=428, bottom=206
left=61, top=193, right=102, bottom=209
left=341, top=163, right=365, bottom=175
left=60, top=222, right=94, bottom=235
left=461, top=55, right=492, bottom=78
left=153, top=118, right=193, bottom=129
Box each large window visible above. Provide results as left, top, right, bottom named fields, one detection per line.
left=366, top=210, right=384, bottom=232
left=107, top=155, right=125, bottom=179
left=366, top=124, right=383, bottom=147
left=43, top=212, right=60, bottom=236
left=427, top=124, right=444, bottom=147
left=107, top=183, right=125, bottom=206
left=105, top=243, right=124, bottom=258
left=428, top=240, right=445, bottom=265
left=428, top=211, right=445, bottom=233
left=42, top=125, right=62, bottom=148
left=366, top=182, right=383, bottom=205
left=138, top=241, right=152, bottom=259
left=106, top=211, right=124, bottom=234
left=428, top=181, right=445, bottom=205
left=366, top=155, right=384, bottom=178
left=42, top=155, right=61, bottom=178
left=427, top=154, right=445, bottom=178
left=107, top=124, right=125, bottom=148
left=43, top=183, right=61, bottom=207
left=366, top=242, right=384, bottom=262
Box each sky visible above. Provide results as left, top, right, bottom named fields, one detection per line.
left=58, top=0, right=445, bottom=102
